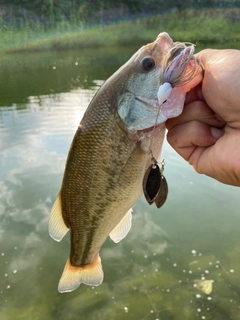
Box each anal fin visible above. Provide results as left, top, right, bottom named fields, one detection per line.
left=58, top=255, right=103, bottom=293
left=49, top=194, right=69, bottom=242
left=109, top=208, right=132, bottom=243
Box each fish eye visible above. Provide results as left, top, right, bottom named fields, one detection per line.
left=141, top=57, right=155, bottom=71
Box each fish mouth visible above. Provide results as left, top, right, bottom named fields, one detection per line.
left=134, top=86, right=187, bottom=132
left=155, top=32, right=174, bottom=54
left=117, top=88, right=166, bottom=133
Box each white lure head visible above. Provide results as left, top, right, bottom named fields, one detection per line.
left=157, top=82, right=172, bottom=105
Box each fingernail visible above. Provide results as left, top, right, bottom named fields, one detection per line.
left=211, top=127, right=224, bottom=139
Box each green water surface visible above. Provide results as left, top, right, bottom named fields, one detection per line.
left=0, top=45, right=240, bottom=320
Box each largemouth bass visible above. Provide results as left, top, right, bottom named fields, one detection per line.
left=49, top=32, right=202, bottom=293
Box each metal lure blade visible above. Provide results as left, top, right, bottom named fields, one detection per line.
left=143, top=164, right=162, bottom=205
left=154, top=175, right=168, bottom=208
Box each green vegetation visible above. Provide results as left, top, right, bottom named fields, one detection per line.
left=0, top=8, right=240, bottom=54
left=1, top=0, right=235, bottom=25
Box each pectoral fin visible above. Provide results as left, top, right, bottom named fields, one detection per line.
left=109, top=208, right=132, bottom=243
left=49, top=194, right=69, bottom=242
left=58, top=255, right=103, bottom=293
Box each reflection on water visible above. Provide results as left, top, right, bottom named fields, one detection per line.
left=1, top=47, right=240, bottom=320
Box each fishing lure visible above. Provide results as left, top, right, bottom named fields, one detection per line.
left=143, top=41, right=200, bottom=208
left=143, top=159, right=168, bottom=208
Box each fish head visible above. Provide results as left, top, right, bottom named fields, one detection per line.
left=117, top=32, right=173, bottom=132
left=116, top=32, right=202, bottom=132
left=123, top=32, right=174, bottom=99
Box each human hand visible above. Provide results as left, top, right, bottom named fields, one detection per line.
left=166, top=49, right=240, bottom=186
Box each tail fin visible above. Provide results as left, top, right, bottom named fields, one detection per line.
left=58, top=255, right=103, bottom=293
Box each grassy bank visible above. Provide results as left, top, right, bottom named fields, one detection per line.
left=1, top=8, right=240, bottom=54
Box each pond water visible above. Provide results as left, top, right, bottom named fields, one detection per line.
left=1, top=44, right=240, bottom=320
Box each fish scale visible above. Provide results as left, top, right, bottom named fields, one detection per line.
left=49, top=32, right=200, bottom=292
left=61, top=91, right=141, bottom=265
